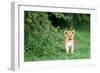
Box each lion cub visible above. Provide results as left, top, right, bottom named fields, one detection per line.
left=64, top=31, right=75, bottom=54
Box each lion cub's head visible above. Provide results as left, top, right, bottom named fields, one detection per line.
left=64, top=31, right=75, bottom=40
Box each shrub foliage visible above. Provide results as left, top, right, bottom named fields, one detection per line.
left=24, top=11, right=90, bottom=61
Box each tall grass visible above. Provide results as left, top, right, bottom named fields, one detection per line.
left=24, top=11, right=90, bottom=61
left=24, top=29, right=90, bottom=61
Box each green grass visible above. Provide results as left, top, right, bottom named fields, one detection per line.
left=24, top=12, right=90, bottom=61
left=24, top=27, right=90, bottom=61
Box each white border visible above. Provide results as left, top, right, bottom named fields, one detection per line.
left=11, top=2, right=97, bottom=71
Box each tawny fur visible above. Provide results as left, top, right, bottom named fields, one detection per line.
left=64, top=31, right=75, bottom=54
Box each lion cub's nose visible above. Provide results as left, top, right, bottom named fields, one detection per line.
left=68, top=39, right=72, bottom=40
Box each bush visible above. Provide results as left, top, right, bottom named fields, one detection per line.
left=24, top=11, right=90, bottom=61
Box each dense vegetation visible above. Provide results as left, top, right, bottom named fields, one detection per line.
left=24, top=11, right=90, bottom=61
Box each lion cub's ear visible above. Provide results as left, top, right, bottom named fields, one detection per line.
left=72, top=31, right=75, bottom=35
left=64, top=31, right=68, bottom=35
left=64, top=31, right=68, bottom=37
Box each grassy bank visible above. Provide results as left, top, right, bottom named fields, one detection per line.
left=24, top=12, right=90, bottom=61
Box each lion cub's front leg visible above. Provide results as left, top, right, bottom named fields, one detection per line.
left=71, top=45, right=74, bottom=54
left=65, top=46, right=70, bottom=54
